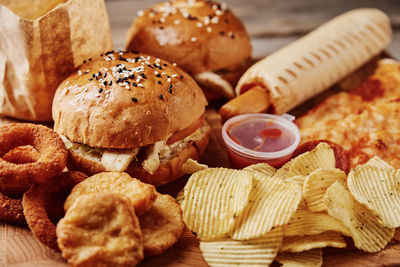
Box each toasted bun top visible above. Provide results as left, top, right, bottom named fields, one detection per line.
left=52, top=51, right=207, bottom=149
left=125, top=0, right=252, bottom=75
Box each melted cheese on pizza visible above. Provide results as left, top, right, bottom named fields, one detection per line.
left=296, top=59, right=400, bottom=168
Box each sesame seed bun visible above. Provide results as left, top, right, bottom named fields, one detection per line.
left=52, top=51, right=207, bottom=149
left=125, top=0, right=252, bottom=99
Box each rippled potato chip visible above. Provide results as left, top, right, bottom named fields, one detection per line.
left=273, top=160, right=293, bottom=179
left=181, top=168, right=253, bottom=240
left=303, top=169, right=347, bottom=212
left=279, top=231, right=346, bottom=253
left=275, top=249, right=322, bottom=267
left=182, top=159, right=208, bottom=174
left=348, top=165, right=400, bottom=228
left=231, top=174, right=301, bottom=240
left=289, top=143, right=335, bottom=177
left=200, top=227, right=283, bottom=267
left=366, top=156, right=394, bottom=170
left=285, top=175, right=306, bottom=187
left=283, top=206, right=350, bottom=237
left=244, top=163, right=276, bottom=177
left=324, top=181, right=395, bottom=252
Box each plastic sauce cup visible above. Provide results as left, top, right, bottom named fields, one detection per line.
left=221, top=113, right=301, bottom=169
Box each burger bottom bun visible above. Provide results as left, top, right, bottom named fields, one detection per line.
left=66, top=123, right=211, bottom=186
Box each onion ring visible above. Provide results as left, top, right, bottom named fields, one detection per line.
left=293, top=140, right=350, bottom=173
left=0, top=123, right=68, bottom=196
left=3, top=145, right=40, bottom=164
left=22, top=171, right=88, bottom=251
left=0, top=193, right=24, bottom=223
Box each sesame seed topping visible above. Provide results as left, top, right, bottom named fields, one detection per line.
left=168, top=88, right=173, bottom=93
left=103, top=81, right=107, bottom=86
left=78, top=70, right=82, bottom=76
left=206, top=26, right=212, bottom=33
left=167, top=78, right=172, bottom=82
left=180, top=75, right=184, bottom=79
left=190, top=37, right=197, bottom=42
left=138, top=83, right=144, bottom=87
left=169, top=84, right=173, bottom=89
left=83, top=60, right=86, bottom=64
left=132, top=97, right=138, bottom=102
left=98, top=88, right=103, bottom=93
left=137, top=10, right=144, bottom=17
left=88, top=78, right=93, bottom=81
left=196, top=22, right=203, bottom=28
left=109, top=81, right=113, bottom=86
left=160, top=17, right=166, bottom=23
left=174, top=19, right=181, bottom=25
left=158, top=81, right=162, bottom=84
left=159, top=94, right=164, bottom=100
left=211, top=16, right=219, bottom=24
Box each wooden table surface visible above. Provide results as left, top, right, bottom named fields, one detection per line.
left=105, top=0, right=400, bottom=59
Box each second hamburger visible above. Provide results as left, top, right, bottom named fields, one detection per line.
left=52, top=51, right=211, bottom=186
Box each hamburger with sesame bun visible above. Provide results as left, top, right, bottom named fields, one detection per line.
left=52, top=51, right=211, bottom=186
left=125, top=0, right=252, bottom=100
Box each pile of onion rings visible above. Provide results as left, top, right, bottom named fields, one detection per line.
left=0, top=123, right=68, bottom=225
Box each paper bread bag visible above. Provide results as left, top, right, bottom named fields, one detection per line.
left=0, top=0, right=113, bottom=121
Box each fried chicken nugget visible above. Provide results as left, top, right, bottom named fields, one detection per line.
left=57, top=193, right=144, bottom=267
left=139, top=193, right=185, bottom=256
left=64, top=172, right=156, bottom=215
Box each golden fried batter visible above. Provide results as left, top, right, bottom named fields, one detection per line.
left=57, top=193, right=144, bottom=267
left=64, top=172, right=156, bottom=215
left=139, top=193, right=185, bottom=256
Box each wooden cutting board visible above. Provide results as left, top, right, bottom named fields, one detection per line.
left=1, top=55, right=400, bottom=267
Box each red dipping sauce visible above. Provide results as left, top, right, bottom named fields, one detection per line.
left=222, top=114, right=301, bottom=168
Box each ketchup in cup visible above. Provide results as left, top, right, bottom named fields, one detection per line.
left=222, top=114, right=301, bottom=169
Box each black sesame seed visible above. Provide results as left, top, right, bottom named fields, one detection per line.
left=122, top=77, right=128, bottom=81
left=89, top=58, right=92, bottom=61
left=169, top=84, right=173, bottom=89
left=168, top=88, right=173, bottom=93
left=131, top=97, right=138, bottom=102
left=140, top=73, right=147, bottom=79
left=98, top=88, right=103, bottom=93
left=129, top=74, right=135, bottom=79
left=122, top=67, right=127, bottom=71
left=220, top=31, right=225, bottom=35
left=159, top=26, right=164, bottom=30
left=166, top=75, right=171, bottom=78
left=156, top=74, right=161, bottom=78
left=147, top=64, right=154, bottom=69
left=180, top=75, right=184, bottom=79
left=104, top=73, right=107, bottom=78
left=116, top=78, right=122, bottom=83
left=126, top=81, right=130, bottom=85
left=157, top=81, right=162, bottom=84
left=88, top=78, right=93, bottom=81
left=103, top=81, right=107, bottom=86
left=84, top=71, right=90, bottom=74
left=132, top=82, right=137, bottom=87
left=106, top=50, right=114, bottom=55
left=231, top=34, right=235, bottom=39
left=153, top=63, right=158, bottom=68
left=98, top=71, right=102, bottom=76
left=83, top=60, right=86, bottom=64
left=92, top=74, right=96, bottom=78
left=135, top=57, right=140, bottom=63
left=131, top=51, right=139, bottom=54
left=159, top=94, right=164, bottom=100
left=163, top=63, right=167, bottom=66
left=109, top=81, right=113, bottom=86
left=119, top=57, right=127, bottom=61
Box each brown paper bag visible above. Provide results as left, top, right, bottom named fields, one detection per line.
left=0, top=0, right=113, bottom=122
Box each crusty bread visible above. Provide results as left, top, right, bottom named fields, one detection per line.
left=235, top=8, right=392, bottom=114
left=125, top=0, right=252, bottom=77
left=66, top=122, right=211, bottom=186
left=52, top=51, right=207, bottom=149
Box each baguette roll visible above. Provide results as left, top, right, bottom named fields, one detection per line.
left=235, top=8, right=392, bottom=114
